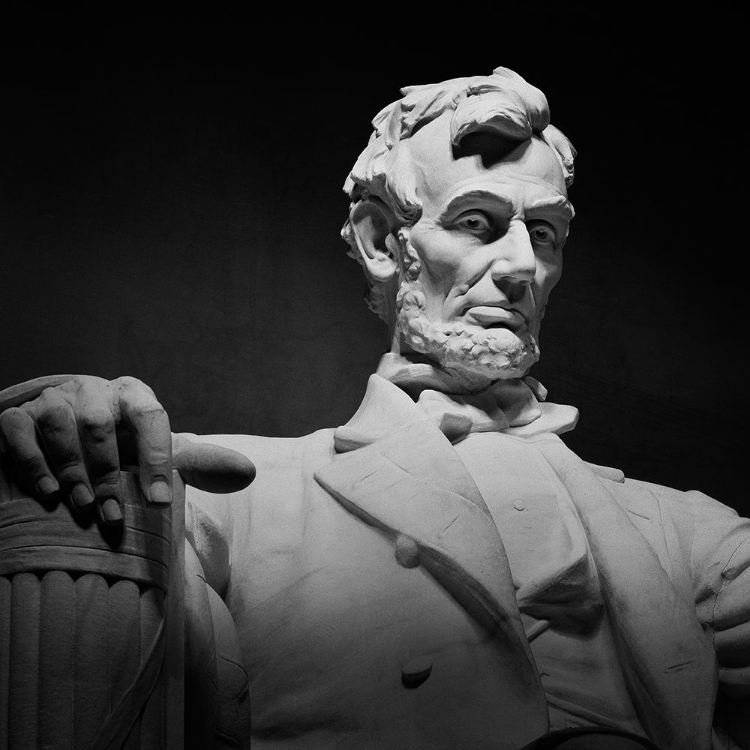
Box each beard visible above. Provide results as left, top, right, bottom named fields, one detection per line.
left=396, top=277, right=540, bottom=385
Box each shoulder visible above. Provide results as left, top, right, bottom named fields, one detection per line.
left=607, top=473, right=750, bottom=601
left=606, top=473, right=749, bottom=560
left=623, top=476, right=747, bottom=547
left=613, top=481, right=750, bottom=703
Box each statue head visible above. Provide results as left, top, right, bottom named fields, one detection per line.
left=342, top=67, right=576, bottom=392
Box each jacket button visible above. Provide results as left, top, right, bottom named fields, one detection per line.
left=401, top=656, right=432, bottom=688
left=395, top=534, right=420, bottom=568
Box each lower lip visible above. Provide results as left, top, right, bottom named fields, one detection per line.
left=466, top=306, right=525, bottom=329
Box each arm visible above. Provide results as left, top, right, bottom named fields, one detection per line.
left=185, top=530, right=250, bottom=750
left=708, top=532, right=750, bottom=747
left=686, top=490, right=750, bottom=747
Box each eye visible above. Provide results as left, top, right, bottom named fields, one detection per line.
left=452, top=211, right=492, bottom=236
left=527, top=221, right=558, bottom=247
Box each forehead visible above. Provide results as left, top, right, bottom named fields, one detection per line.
left=405, top=112, right=568, bottom=213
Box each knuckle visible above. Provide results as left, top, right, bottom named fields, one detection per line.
left=36, top=402, right=73, bottom=431
left=37, top=386, right=66, bottom=407
left=58, top=375, right=106, bottom=394
left=114, top=375, right=152, bottom=395
left=92, top=473, right=121, bottom=495
left=77, top=408, right=114, bottom=440
left=0, top=407, right=30, bottom=433
left=85, top=444, right=120, bottom=474
left=13, top=452, right=46, bottom=477
left=55, top=461, right=87, bottom=485
left=132, top=401, right=166, bottom=420
left=145, top=446, right=172, bottom=466
left=75, top=375, right=106, bottom=389
left=114, top=375, right=141, bottom=387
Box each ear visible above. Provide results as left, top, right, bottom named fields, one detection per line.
left=348, top=200, right=399, bottom=283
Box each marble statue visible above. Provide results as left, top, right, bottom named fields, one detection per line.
left=0, top=66, right=748, bottom=750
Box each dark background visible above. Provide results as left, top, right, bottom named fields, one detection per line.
left=1, top=18, right=746, bottom=514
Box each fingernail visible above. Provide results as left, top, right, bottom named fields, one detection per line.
left=36, top=476, right=59, bottom=497
left=70, top=484, right=94, bottom=508
left=100, top=497, right=123, bottom=524
left=148, top=479, right=171, bottom=505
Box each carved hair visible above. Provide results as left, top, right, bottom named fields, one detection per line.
left=341, top=66, right=576, bottom=320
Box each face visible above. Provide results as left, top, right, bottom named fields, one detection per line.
left=394, top=113, right=573, bottom=389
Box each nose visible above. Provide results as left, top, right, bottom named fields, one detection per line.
left=489, top=221, right=536, bottom=291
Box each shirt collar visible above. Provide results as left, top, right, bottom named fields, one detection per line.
left=375, top=352, right=579, bottom=441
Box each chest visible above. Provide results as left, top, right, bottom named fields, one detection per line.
left=225, top=432, right=650, bottom=740
left=454, top=432, right=584, bottom=592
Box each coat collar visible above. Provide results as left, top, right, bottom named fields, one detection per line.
left=332, top=373, right=429, bottom=453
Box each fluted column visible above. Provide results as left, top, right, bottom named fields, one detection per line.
left=0, top=470, right=184, bottom=750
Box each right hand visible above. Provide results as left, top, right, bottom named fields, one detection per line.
left=0, top=375, right=255, bottom=524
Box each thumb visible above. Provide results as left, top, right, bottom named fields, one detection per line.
left=172, top=434, right=256, bottom=494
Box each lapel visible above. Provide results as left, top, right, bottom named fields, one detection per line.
left=315, top=376, right=537, bottom=656
left=531, top=436, right=717, bottom=750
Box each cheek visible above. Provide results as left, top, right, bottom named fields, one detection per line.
left=530, top=259, right=563, bottom=319
left=534, top=256, right=563, bottom=297
left=407, top=227, right=466, bottom=294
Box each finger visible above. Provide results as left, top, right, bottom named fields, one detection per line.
left=32, top=389, right=95, bottom=510
left=172, top=434, right=256, bottom=494
left=0, top=407, right=59, bottom=498
left=115, top=377, right=173, bottom=505
left=94, top=497, right=124, bottom=526
left=71, top=387, right=123, bottom=524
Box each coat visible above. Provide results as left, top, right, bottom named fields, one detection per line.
left=185, top=374, right=750, bottom=750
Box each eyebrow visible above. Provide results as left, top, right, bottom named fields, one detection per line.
left=527, top=194, right=575, bottom=222
left=440, top=190, right=513, bottom=221
left=439, top=189, right=574, bottom=223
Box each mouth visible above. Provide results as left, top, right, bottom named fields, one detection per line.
left=464, top=305, right=526, bottom=331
